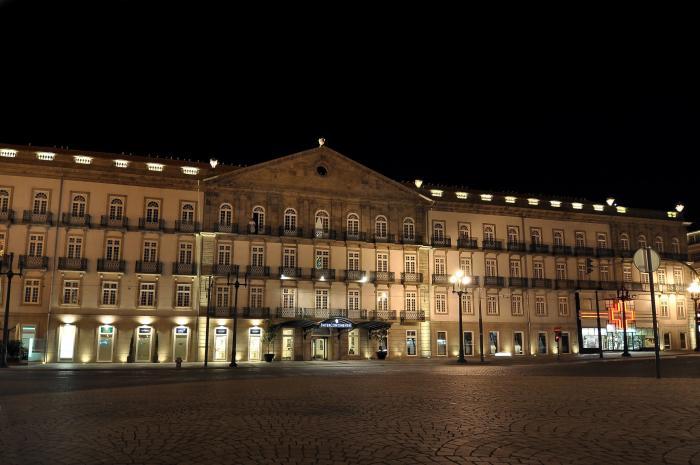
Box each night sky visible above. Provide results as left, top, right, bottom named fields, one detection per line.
left=1, top=3, right=697, bottom=224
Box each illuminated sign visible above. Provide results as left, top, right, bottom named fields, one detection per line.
left=250, top=328, right=261, bottom=335
left=215, top=328, right=227, bottom=335
left=175, top=327, right=188, bottom=334
left=138, top=327, right=152, bottom=334
left=319, top=318, right=353, bottom=329
left=99, top=325, right=114, bottom=334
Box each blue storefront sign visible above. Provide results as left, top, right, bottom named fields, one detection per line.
left=319, top=318, right=353, bottom=329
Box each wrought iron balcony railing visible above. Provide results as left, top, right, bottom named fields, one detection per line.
left=530, top=278, right=552, bottom=289
left=529, top=243, right=550, bottom=254
left=175, top=220, right=200, bottom=233
left=100, top=215, right=128, bottom=228
left=457, top=238, right=478, bottom=249
left=216, top=222, right=238, bottom=233
left=400, top=310, right=425, bottom=322
left=312, top=268, right=335, bottom=280
left=0, top=209, right=14, bottom=223
left=313, top=229, right=337, bottom=240
left=431, top=236, right=451, bottom=247
left=344, top=269, right=367, bottom=282
left=554, top=279, right=576, bottom=290
left=482, top=240, right=503, bottom=251
left=247, top=265, right=271, bottom=277
left=483, top=276, right=505, bottom=287
left=97, top=259, right=126, bottom=272
left=279, top=266, right=303, bottom=279
left=401, top=272, right=423, bottom=284
left=343, top=231, right=366, bottom=241
left=507, top=241, right=526, bottom=252
left=138, top=218, right=164, bottom=231
left=61, top=213, right=91, bottom=227
left=279, top=226, right=304, bottom=237
left=23, top=210, right=52, bottom=225
left=19, top=255, right=49, bottom=269
left=135, top=261, right=163, bottom=274
left=58, top=257, right=88, bottom=271
left=172, top=262, right=196, bottom=275
left=596, top=248, right=615, bottom=258
left=432, top=274, right=449, bottom=284
left=508, top=277, right=529, bottom=287
left=211, top=263, right=239, bottom=276
left=401, top=234, right=422, bottom=245
left=371, top=271, right=395, bottom=283
left=369, top=310, right=397, bottom=321
left=242, top=307, right=271, bottom=318
left=574, top=246, right=594, bottom=256
left=552, top=245, right=573, bottom=256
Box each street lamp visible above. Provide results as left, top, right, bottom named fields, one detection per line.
left=227, top=270, right=248, bottom=367
left=687, top=279, right=700, bottom=352
left=1, top=253, right=24, bottom=368
left=617, top=286, right=632, bottom=357
left=449, top=270, right=470, bottom=364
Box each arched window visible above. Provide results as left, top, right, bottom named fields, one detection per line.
left=109, top=198, right=123, bottom=220
left=219, top=203, right=232, bottom=226
left=655, top=236, right=664, bottom=252
left=146, top=201, right=160, bottom=223
left=252, top=206, right=265, bottom=233
left=0, top=189, right=9, bottom=213
left=619, top=233, right=629, bottom=251
left=347, top=213, right=360, bottom=235
left=483, top=225, right=495, bottom=242
left=375, top=215, right=388, bottom=239
left=672, top=238, right=680, bottom=254
left=458, top=224, right=470, bottom=239
left=638, top=234, right=647, bottom=249
left=531, top=229, right=542, bottom=245
left=180, top=203, right=195, bottom=223
left=71, top=195, right=87, bottom=217
left=433, top=222, right=445, bottom=241
left=284, top=208, right=297, bottom=232
left=553, top=230, right=564, bottom=246
left=33, top=192, right=48, bottom=215
left=507, top=226, right=519, bottom=244
left=315, top=210, right=330, bottom=233
left=403, top=217, right=415, bottom=240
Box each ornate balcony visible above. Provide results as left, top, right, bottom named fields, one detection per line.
left=627, top=282, right=645, bottom=291
left=577, top=280, right=598, bottom=290
left=401, top=272, right=423, bottom=284
left=431, top=236, right=451, bottom=247
left=596, top=248, right=615, bottom=258
left=530, top=278, right=552, bottom=289
left=175, top=220, right=200, bottom=233
left=313, top=229, right=337, bottom=240
left=19, top=255, right=49, bottom=269
left=216, top=223, right=238, bottom=233
left=138, top=218, right=164, bottom=231
left=312, top=268, right=335, bottom=281
left=344, top=231, right=367, bottom=241
left=0, top=209, right=14, bottom=223
left=552, top=245, right=573, bottom=256
left=58, top=257, right=88, bottom=271
left=457, top=238, right=478, bottom=249
left=619, top=249, right=634, bottom=258
left=344, top=269, right=367, bottom=282
left=369, top=310, right=397, bottom=321
left=279, top=227, right=304, bottom=237
left=401, top=234, right=422, bottom=245
left=432, top=274, right=449, bottom=285
left=97, top=259, right=125, bottom=272
left=507, top=241, right=526, bottom=252
left=508, top=277, right=529, bottom=287
left=23, top=210, right=52, bottom=225
left=346, top=309, right=367, bottom=320
left=554, top=279, right=576, bottom=290
left=213, top=306, right=231, bottom=317
left=244, top=224, right=272, bottom=235
left=100, top=215, right=128, bottom=228
left=61, top=213, right=91, bottom=227
left=482, top=240, right=503, bottom=251
left=247, top=265, right=271, bottom=277
left=529, top=243, right=550, bottom=254
left=172, top=262, right=196, bottom=275
left=279, top=266, right=303, bottom=279
left=373, top=234, right=396, bottom=244
left=400, top=310, right=425, bottom=322
left=574, top=246, right=594, bottom=257
left=599, top=280, right=621, bottom=290
left=211, top=263, right=239, bottom=276
left=135, top=261, right=162, bottom=274
left=371, top=271, right=395, bottom=283
left=483, top=276, right=505, bottom=287
left=275, top=307, right=302, bottom=319
left=242, top=307, right=271, bottom=318
left=661, top=252, right=688, bottom=262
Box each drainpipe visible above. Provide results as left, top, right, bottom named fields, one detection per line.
left=45, top=175, right=65, bottom=363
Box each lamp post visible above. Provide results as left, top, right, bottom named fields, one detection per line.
left=449, top=270, right=471, bottom=364
left=687, top=280, right=700, bottom=352
left=227, top=270, right=248, bottom=367
left=617, top=286, right=632, bottom=357
left=1, top=253, right=23, bottom=368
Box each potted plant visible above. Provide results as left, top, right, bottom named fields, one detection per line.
left=372, top=329, right=389, bottom=360
left=262, top=325, right=277, bottom=362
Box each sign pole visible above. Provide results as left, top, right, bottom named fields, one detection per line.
left=646, top=247, right=661, bottom=379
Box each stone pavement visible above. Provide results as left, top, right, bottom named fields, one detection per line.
left=1, top=359, right=700, bottom=464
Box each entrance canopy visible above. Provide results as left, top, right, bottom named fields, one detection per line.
left=271, top=318, right=392, bottom=333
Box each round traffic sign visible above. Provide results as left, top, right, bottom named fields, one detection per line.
left=633, top=248, right=660, bottom=273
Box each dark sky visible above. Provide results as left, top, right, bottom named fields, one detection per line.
left=1, top=2, right=697, bottom=224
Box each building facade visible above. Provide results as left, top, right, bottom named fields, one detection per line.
left=0, top=143, right=694, bottom=363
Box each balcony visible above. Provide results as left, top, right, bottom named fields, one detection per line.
left=175, top=220, right=200, bottom=233
left=577, top=280, right=598, bottom=290
left=213, top=306, right=231, bottom=317
left=61, top=213, right=91, bottom=227
left=299, top=308, right=331, bottom=319
left=245, top=225, right=272, bottom=236
left=344, top=231, right=367, bottom=241
left=400, top=310, right=425, bottom=322
left=97, top=259, right=125, bottom=272
left=313, top=229, right=337, bottom=240
left=242, top=307, right=271, bottom=318
left=599, top=280, right=621, bottom=290
left=401, top=272, right=423, bottom=284
left=0, top=209, right=14, bottom=223
left=661, top=252, right=688, bottom=262
left=23, top=210, right=52, bottom=225
left=279, top=227, right=304, bottom=237
left=596, top=247, right=615, bottom=258
left=138, top=218, right=164, bottom=231
left=373, top=233, right=396, bottom=244
left=554, top=279, right=576, bottom=290
left=401, top=234, right=422, bottom=245
left=627, top=282, right=645, bottom=291
left=347, top=309, right=367, bottom=320
left=135, top=260, right=163, bottom=274
left=507, top=241, right=526, bottom=252
left=432, top=274, right=449, bottom=285
left=508, top=277, right=529, bottom=287
left=344, top=269, right=367, bottom=282
left=431, top=236, right=451, bottom=247
left=483, top=276, right=505, bottom=287
left=100, top=215, right=128, bottom=228
left=211, top=263, right=239, bottom=276
left=371, top=271, right=395, bottom=283
left=279, top=267, right=303, bottom=279
left=369, top=310, right=397, bottom=321
left=274, top=307, right=301, bottom=319
left=530, top=278, right=552, bottom=289
left=619, top=249, right=634, bottom=258
left=19, top=255, right=49, bottom=270
left=482, top=240, right=503, bottom=251
left=552, top=245, right=573, bottom=256
left=247, top=265, right=271, bottom=277
left=312, top=268, right=335, bottom=281
left=529, top=243, right=550, bottom=254
left=457, top=238, right=478, bottom=249
left=172, top=262, right=196, bottom=275
left=58, top=257, right=88, bottom=271
left=574, top=246, right=594, bottom=256
left=216, top=223, right=238, bottom=233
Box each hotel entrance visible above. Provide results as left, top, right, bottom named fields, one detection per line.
left=135, top=326, right=153, bottom=362
left=173, top=326, right=189, bottom=361
left=312, top=337, right=327, bottom=360
left=248, top=327, right=261, bottom=361
left=282, top=328, right=294, bottom=360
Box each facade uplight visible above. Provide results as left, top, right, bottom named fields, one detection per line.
left=616, top=206, right=627, bottom=214
left=114, top=159, right=130, bottom=168
left=667, top=211, right=678, bottom=218
left=455, top=192, right=468, bottom=199
left=480, top=194, right=493, bottom=202
left=430, top=189, right=443, bottom=198
left=36, top=151, right=55, bottom=161
left=593, top=204, right=604, bottom=211
left=550, top=200, right=561, bottom=208
left=505, top=196, right=517, bottom=204
left=572, top=202, right=583, bottom=210
left=181, top=166, right=199, bottom=175
left=527, top=198, right=539, bottom=206
left=147, top=163, right=165, bottom=172
left=73, top=155, right=93, bottom=165
left=0, top=149, right=17, bottom=158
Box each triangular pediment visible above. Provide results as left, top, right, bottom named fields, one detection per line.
left=207, top=146, right=429, bottom=204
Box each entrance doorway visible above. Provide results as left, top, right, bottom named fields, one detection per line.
left=214, top=327, right=228, bottom=361
left=173, top=326, right=189, bottom=361
left=21, top=325, right=41, bottom=362
left=248, top=327, right=261, bottom=361
left=97, top=325, right=115, bottom=362
left=135, top=326, right=153, bottom=362
left=282, top=328, right=294, bottom=360
left=312, top=337, right=327, bottom=360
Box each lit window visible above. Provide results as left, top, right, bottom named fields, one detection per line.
left=73, top=155, right=93, bottom=165
left=181, top=166, right=199, bottom=175
left=616, top=206, right=627, bottom=213
left=455, top=192, right=468, bottom=199
left=550, top=200, right=561, bottom=208
left=114, top=159, right=130, bottom=168
left=0, top=149, right=17, bottom=158
left=593, top=204, right=605, bottom=211
left=146, top=163, right=164, bottom=172
left=430, top=189, right=443, bottom=198
left=572, top=202, right=583, bottom=210
left=528, top=198, right=539, bottom=206
left=505, top=196, right=517, bottom=204
left=667, top=211, right=677, bottom=218
left=36, top=152, right=55, bottom=161
left=480, top=194, right=493, bottom=201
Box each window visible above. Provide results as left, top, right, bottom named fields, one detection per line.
left=433, top=222, right=444, bottom=241
left=672, top=238, right=680, bottom=254
left=315, top=249, right=329, bottom=269
left=28, top=234, right=44, bottom=256
left=216, top=285, right=230, bottom=308
left=219, top=203, right=233, bottom=226
left=436, top=331, right=447, bottom=356
left=346, top=213, right=360, bottom=236
left=577, top=263, right=587, bottom=280
left=404, top=254, right=416, bottom=273
left=641, top=272, right=649, bottom=283
left=0, top=189, right=9, bottom=213
left=535, top=296, right=546, bottom=316
left=376, top=252, right=388, bottom=272
left=509, top=259, right=521, bottom=278
left=485, top=259, right=497, bottom=277
left=406, top=330, right=417, bottom=356
left=0, top=231, right=5, bottom=256
left=556, top=263, right=567, bottom=280
left=178, top=242, right=193, bottom=264
left=66, top=236, right=83, bottom=258
left=483, top=225, right=495, bottom=242
left=677, top=299, right=686, bottom=319
left=681, top=332, right=688, bottom=350
left=377, top=291, right=389, bottom=311
left=145, top=200, right=160, bottom=223
left=217, top=243, right=231, bottom=265
left=62, top=280, right=80, bottom=305
left=461, top=292, right=473, bottom=314
left=458, top=223, right=470, bottom=239
left=487, top=295, right=498, bottom=315
left=348, top=289, right=360, bottom=310
left=348, top=329, right=359, bottom=355
left=252, top=245, right=265, bottom=267
left=464, top=331, right=474, bottom=355
left=71, top=194, right=87, bottom=217
left=405, top=291, right=417, bottom=312
left=530, top=228, right=542, bottom=245
left=375, top=215, right=388, bottom=239
left=655, top=236, right=664, bottom=253
left=281, top=287, right=296, bottom=309
left=249, top=287, right=264, bottom=308
left=460, top=256, right=472, bottom=275
left=139, top=282, right=157, bottom=307
left=660, top=299, right=669, bottom=317
left=596, top=233, right=608, bottom=249
left=283, top=247, right=297, bottom=268
left=533, top=261, right=544, bottom=279
left=315, top=289, right=329, bottom=310
left=673, top=268, right=683, bottom=286
left=511, top=295, right=523, bottom=316
left=101, top=281, right=118, bottom=306
left=176, top=284, right=191, bottom=308
left=283, top=208, right=297, bottom=231
left=657, top=268, right=666, bottom=285
left=108, top=197, right=124, bottom=220
left=252, top=206, right=265, bottom=232
left=489, top=331, right=499, bottom=354
left=537, top=332, right=547, bottom=354
left=180, top=202, right=195, bottom=223
left=623, top=265, right=632, bottom=282
left=23, top=279, right=41, bottom=304
left=105, top=238, right=121, bottom=260
left=403, top=218, right=415, bottom=240
left=435, top=293, right=447, bottom=314
left=33, top=192, right=48, bottom=215
left=346, top=250, right=359, bottom=271
left=143, top=240, right=158, bottom=262
left=558, top=297, right=569, bottom=316
left=434, top=256, right=446, bottom=275
left=553, top=230, right=564, bottom=246
left=575, top=232, right=585, bottom=248
left=513, top=332, right=524, bottom=355
left=314, top=210, right=330, bottom=233
left=620, top=233, right=630, bottom=251
left=507, top=226, right=520, bottom=244
left=599, top=265, right=609, bottom=282
left=638, top=235, right=647, bottom=249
